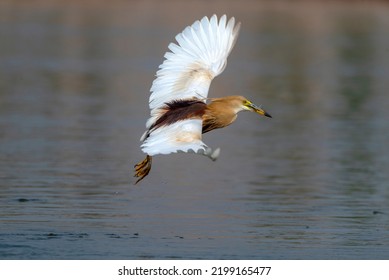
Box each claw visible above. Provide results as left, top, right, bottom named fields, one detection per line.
left=134, top=155, right=152, bottom=184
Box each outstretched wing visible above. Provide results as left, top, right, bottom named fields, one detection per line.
left=146, top=14, right=241, bottom=128
left=140, top=15, right=240, bottom=158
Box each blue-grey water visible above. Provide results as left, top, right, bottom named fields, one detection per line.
left=1, top=0, right=389, bottom=259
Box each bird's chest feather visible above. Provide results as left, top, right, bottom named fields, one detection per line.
left=202, top=106, right=237, bottom=133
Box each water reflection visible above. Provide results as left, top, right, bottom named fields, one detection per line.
left=1, top=0, right=389, bottom=259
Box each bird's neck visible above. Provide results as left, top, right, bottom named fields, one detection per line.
left=202, top=100, right=238, bottom=133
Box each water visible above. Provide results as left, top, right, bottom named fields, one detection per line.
left=1, top=0, right=389, bottom=259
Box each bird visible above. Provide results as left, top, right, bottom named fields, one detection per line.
left=134, top=15, right=271, bottom=184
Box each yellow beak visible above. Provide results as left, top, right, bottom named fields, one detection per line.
left=248, top=103, right=272, bottom=118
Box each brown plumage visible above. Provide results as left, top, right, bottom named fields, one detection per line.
left=134, top=95, right=271, bottom=184
left=203, top=96, right=247, bottom=133
left=143, top=100, right=206, bottom=140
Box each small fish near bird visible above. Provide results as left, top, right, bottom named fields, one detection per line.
left=134, top=15, right=272, bottom=184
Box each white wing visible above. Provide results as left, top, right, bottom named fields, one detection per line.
left=140, top=15, right=240, bottom=158
left=141, top=119, right=220, bottom=160
left=146, top=14, right=241, bottom=129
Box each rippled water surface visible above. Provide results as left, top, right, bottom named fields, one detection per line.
left=1, top=0, right=389, bottom=259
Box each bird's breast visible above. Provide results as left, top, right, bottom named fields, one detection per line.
left=202, top=106, right=237, bottom=133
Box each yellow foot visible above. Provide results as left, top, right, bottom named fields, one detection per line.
left=134, top=155, right=152, bottom=184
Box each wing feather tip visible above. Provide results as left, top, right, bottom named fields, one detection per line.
left=147, top=14, right=241, bottom=112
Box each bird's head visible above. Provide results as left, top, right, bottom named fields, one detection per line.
left=239, top=96, right=272, bottom=118
left=210, top=95, right=272, bottom=118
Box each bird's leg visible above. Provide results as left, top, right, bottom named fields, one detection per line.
left=134, top=155, right=152, bottom=184
left=204, top=147, right=221, bottom=161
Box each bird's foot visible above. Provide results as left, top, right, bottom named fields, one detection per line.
left=134, top=155, right=152, bottom=184
left=205, top=147, right=220, bottom=161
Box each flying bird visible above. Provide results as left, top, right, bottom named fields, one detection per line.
left=134, top=15, right=271, bottom=184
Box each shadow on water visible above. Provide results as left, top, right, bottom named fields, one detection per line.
left=1, top=0, right=389, bottom=259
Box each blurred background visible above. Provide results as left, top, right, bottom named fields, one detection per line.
left=1, top=0, right=389, bottom=259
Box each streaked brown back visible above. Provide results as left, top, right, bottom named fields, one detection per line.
left=145, top=99, right=206, bottom=139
